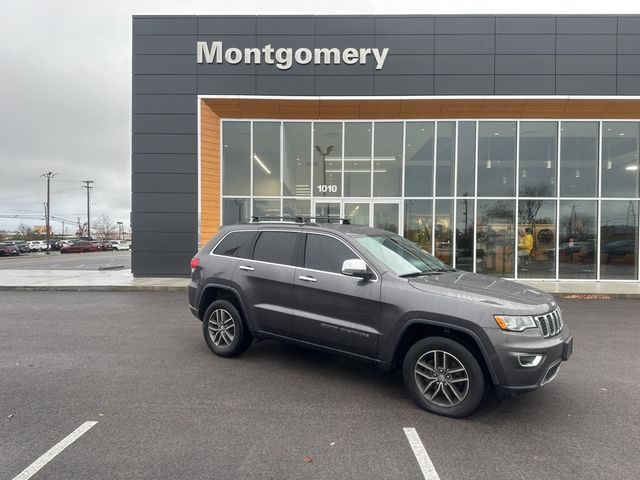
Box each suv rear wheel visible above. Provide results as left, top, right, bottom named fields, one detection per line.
left=203, top=300, right=252, bottom=357
left=402, top=337, right=485, bottom=418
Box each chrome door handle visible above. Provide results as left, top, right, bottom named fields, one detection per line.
left=298, top=275, right=317, bottom=282
left=239, top=265, right=254, bottom=271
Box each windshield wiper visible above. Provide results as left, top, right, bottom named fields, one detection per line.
left=400, top=271, right=442, bottom=278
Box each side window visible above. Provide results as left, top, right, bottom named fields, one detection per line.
left=252, top=231, right=298, bottom=265
left=304, top=234, right=358, bottom=274
left=213, top=231, right=255, bottom=258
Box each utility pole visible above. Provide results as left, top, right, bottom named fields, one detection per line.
left=81, top=180, right=94, bottom=239
left=41, top=172, right=56, bottom=254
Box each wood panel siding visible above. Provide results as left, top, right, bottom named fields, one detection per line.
left=200, top=100, right=220, bottom=245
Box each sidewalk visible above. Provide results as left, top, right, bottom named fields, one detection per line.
left=0, top=269, right=638, bottom=297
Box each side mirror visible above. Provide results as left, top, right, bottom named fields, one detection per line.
left=341, top=258, right=373, bottom=279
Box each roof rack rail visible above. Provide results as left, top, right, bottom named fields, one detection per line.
left=306, top=216, right=351, bottom=225
left=249, top=216, right=351, bottom=225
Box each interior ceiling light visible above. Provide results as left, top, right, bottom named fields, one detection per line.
left=625, top=164, right=639, bottom=171
left=522, top=169, right=527, bottom=178
left=546, top=160, right=552, bottom=169
left=253, top=154, right=271, bottom=174
left=486, top=159, right=492, bottom=169
left=607, top=159, right=613, bottom=170
left=575, top=169, right=581, bottom=178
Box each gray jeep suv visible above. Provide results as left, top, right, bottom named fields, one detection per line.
left=188, top=220, right=573, bottom=417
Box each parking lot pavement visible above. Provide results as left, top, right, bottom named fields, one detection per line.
left=1, top=292, right=639, bottom=479
left=0, top=250, right=131, bottom=271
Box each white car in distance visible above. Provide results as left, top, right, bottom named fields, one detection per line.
left=109, top=240, right=130, bottom=251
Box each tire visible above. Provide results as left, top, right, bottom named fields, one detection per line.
left=402, top=336, right=485, bottom=418
left=202, top=300, right=252, bottom=357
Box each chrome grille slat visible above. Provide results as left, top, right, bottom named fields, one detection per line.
left=535, top=308, right=563, bottom=338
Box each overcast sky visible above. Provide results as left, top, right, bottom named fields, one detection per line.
left=1, top=0, right=639, bottom=233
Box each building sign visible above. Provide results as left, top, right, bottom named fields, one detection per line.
left=197, top=41, right=390, bottom=70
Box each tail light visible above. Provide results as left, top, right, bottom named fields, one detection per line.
left=190, top=257, right=200, bottom=272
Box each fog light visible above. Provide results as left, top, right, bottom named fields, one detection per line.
left=518, top=355, right=543, bottom=367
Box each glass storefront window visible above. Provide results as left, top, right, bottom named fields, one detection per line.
left=435, top=199, right=453, bottom=265
left=373, top=203, right=399, bottom=233
left=404, top=199, right=432, bottom=253
left=405, top=122, right=435, bottom=197
left=373, top=122, right=403, bottom=197
left=517, top=200, right=556, bottom=278
left=476, top=200, right=515, bottom=277
left=253, top=122, right=281, bottom=197
left=455, top=197, right=474, bottom=271
left=478, top=122, right=516, bottom=197
left=283, top=122, right=311, bottom=197
left=602, top=123, right=640, bottom=198
left=559, top=200, right=597, bottom=279
left=222, top=122, right=251, bottom=195
left=283, top=199, right=310, bottom=219
left=344, top=202, right=369, bottom=226
left=436, top=122, right=456, bottom=197
left=222, top=198, right=250, bottom=225
left=457, top=122, right=476, bottom=197
left=344, top=122, right=372, bottom=197
left=519, top=122, right=557, bottom=197
left=600, top=200, right=639, bottom=280
left=253, top=198, right=280, bottom=218
left=314, top=202, right=341, bottom=222
left=560, top=122, right=598, bottom=198
left=313, top=122, right=343, bottom=197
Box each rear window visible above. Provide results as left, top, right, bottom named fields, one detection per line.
left=213, top=231, right=254, bottom=258
left=252, top=231, right=298, bottom=266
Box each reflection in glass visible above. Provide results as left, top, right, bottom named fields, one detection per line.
left=519, top=122, right=557, bottom=197
left=560, top=122, right=598, bottom=197
left=478, top=122, right=516, bottom=197
left=314, top=202, right=341, bottom=222
left=222, top=122, right=251, bottom=195
left=404, top=200, right=432, bottom=253
left=602, top=122, right=640, bottom=198
left=253, top=122, right=281, bottom=196
left=405, top=122, right=434, bottom=197
left=283, top=123, right=311, bottom=197
left=517, top=200, right=556, bottom=278
left=455, top=197, right=474, bottom=271
left=313, top=123, right=342, bottom=197
left=344, top=122, right=372, bottom=197
left=373, top=123, right=403, bottom=197
left=600, top=200, right=638, bottom=280
left=344, top=203, right=369, bottom=226
left=435, top=200, right=453, bottom=265
left=457, top=122, right=476, bottom=197
left=283, top=199, right=310, bottom=219
left=373, top=203, right=399, bottom=233
left=559, top=201, right=596, bottom=279
left=436, top=122, right=456, bottom=197
left=476, top=200, right=515, bottom=277
left=222, top=198, right=250, bottom=225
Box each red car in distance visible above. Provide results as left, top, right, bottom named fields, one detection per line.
left=60, top=240, right=102, bottom=254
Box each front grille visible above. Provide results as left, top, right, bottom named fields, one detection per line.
left=535, top=308, right=563, bottom=338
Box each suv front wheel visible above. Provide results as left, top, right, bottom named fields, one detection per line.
left=403, top=337, right=485, bottom=418
left=203, top=300, right=252, bottom=357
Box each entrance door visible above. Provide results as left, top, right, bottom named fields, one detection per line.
left=313, top=201, right=341, bottom=223
left=373, top=202, right=400, bottom=234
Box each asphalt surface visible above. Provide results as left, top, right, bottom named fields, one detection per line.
left=1, top=292, right=639, bottom=479
left=0, top=250, right=131, bottom=270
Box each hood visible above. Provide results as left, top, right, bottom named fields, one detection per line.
left=408, top=270, right=557, bottom=313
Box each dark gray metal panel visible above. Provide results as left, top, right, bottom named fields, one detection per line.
left=132, top=134, right=197, bottom=154
left=132, top=173, right=197, bottom=193
left=556, top=35, right=616, bottom=54
left=197, top=16, right=256, bottom=35
left=134, top=55, right=196, bottom=75
left=556, top=16, right=617, bottom=34
left=618, top=17, right=640, bottom=34
left=256, top=34, right=316, bottom=48
left=257, top=16, right=316, bottom=35
left=256, top=75, right=315, bottom=95
left=197, top=75, right=256, bottom=94
left=618, top=35, right=640, bottom=54
left=435, top=35, right=494, bottom=55
left=495, top=55, right=555, bottom=75
left=495, top=75, right=556, bottom=94
left=132, top=95, right=195, bottom=115
left=377, top=55, right=433, bottom=75
left=315, top=35, right=375, bottom=49
left=435, top=55, right=494, bottom=75
left=133, top=75, right=196, bottom=95
left=131, top=212, right=198, bottom=232
left=133, top=114, right=197, bottom=135
left=435, top=16, right=494, bottom=34
left=255, top=61, right=313, bottom=76
left=618, top=55, right=640, bottom=75
left=133, top=16, right=197, bottom=35
left=556, top=75, right=617, bottom=94
left=316, top=16, right=374, bottom=35
left=375, top=35, right=434, bottom=55
left=374, top=16, right=434, bottom=35
left=132, top=154, right=198, bottom=174
left=434, top=75, right=494, bottom=94
left=495, top=35, right=555, bottom=54
left=618, top=76, right=640, bottom=94
left=373, top=75, right=433, bottom=95
left=133, top=193, right=198, bottom=213
left=133, top=35, right=197, bottom=55
left=132, top=232, right=198, bottom=252
left=556, top=55, right=616, bottom=75
left=131, top=251, right=193, bottom=276
left=315, top=75, right=374, bottom=95
left=495, top=16, right=556, bottom=34
left=198, top=61, right=256, bottom=75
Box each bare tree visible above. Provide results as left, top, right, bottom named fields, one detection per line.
left=0, top=230, right=8, bottom=241
left=15, top=223, right=35, bottom=240
left=94, top=214, right=118, bottom=240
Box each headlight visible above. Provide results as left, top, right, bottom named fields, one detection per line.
left=494, top=315, right=537, bottom=332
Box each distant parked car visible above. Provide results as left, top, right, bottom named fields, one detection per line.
left=109, top=240, right=130, bottom=251
left=53, top=240, right=73, bottom=250
left=60, top=240, right=102, bottom=254
left=3, top=241, right=29, bottom=253
left=100, top=241, right=113, bottom=251
left=26, top=240, right=46, bottom=252
left=0, top=243, right=20, bottom=256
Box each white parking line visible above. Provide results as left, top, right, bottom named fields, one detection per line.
left=12, top=421, right=98, bottom=480
left=403, top=427, right=441, bottom=480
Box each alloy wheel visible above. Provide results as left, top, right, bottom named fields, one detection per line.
left=207, top=309, right=236, bottom=347
left=414, top=350, right=470, bottom=408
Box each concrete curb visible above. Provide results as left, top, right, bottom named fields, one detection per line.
left=0, top=285, right=187, bottom=292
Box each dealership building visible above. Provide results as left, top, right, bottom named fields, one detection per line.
left=132, top=14, right=640, bottom=281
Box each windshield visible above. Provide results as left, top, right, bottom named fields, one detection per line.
left=356, top=234, right=452, bottom=277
